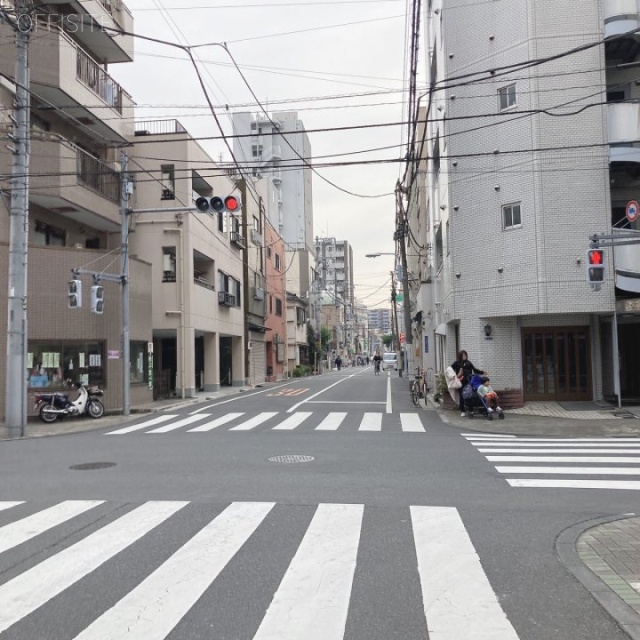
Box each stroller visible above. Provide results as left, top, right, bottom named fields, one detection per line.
left=462, top=374, right=505, bottom=421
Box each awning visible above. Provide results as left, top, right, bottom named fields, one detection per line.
left=248, top=322, right=271, bottom=333
left=435, top=323, right=447, bottom=336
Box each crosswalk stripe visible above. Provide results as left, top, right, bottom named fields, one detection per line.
left=188, top=413, right=245, bottom=432
left=73, top=502, right=274, bottom=640
left=359, top=413, right=382, bottom=431
left=411, top=506, right=520, bottom=639
left=147, top=414, right=211, bottom=434
left=496, top=466, right=640, bottom=475
left=253, top=503, right=363, bottom=640
left=472, top=441, right=640, bottom=448
left=105, top=415, right=178, bottom=435
left=0, top=501, right=188, bottom=634
left=0, top=501, right=23, bottom=512
left=480, top=448, right=640, bottom=454
left=229, top=412, right=279, bottom=431
left=486, top=455, right=640, bottom=463
left=0, top=501, right=104, bottom=555
left=315, top=412, right=347, bottom=431
left=400, top=413, right=426, bottom=432
left=507, top=479, right=640, bottom=490
left=461, top=433, right=515, bottom=438
left=272, top=412, right=313, bottom=431
left=469, top=437, right=640, bottom=443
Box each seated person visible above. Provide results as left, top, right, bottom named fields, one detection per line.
left=476, top=376, right=502, bottom=413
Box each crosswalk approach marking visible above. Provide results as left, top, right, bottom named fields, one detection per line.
left=507, top=479, right=640, bottom=490
left=0, top=500, right=103, bottom=555
left=0, top=501, right=23, bottom=512
left=359, top=412, right=382, bottom=431
left=496, top=466, right=640, bottom=475
left=272, top=412, right=313, bottom=430
left=473, top=442, right=640, bottom=448
left=480, top=448, right=640, bottom=454
left=487, top=456, right=640, bottom=463
left=411, top=506, right=521, bottom=640
left=73, top=502, right=275, bottom=640
left=400, top=413, right=426, bottom=432
left=253, top=503, right=364, bottom=640
left=106, top=414, right=178, bottom=435
left=0, top=501, right=188, bottom=634
left=147, top=414, right=212, bottom=434
left=230, top=412, right=279, bottom=431
left=188, top=412, right=245, bottom=432
left=314, top=412, right=347, bottom=431
left=467, top=437, right=640, bottom=443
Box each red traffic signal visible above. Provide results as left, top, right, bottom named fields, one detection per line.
left=195, top=195, right=241, bottom=214
left=224, top=195, right=241, bottom=212
left=586, top=248, right=605, bottom=284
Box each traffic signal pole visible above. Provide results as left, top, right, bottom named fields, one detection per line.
left=4, top=3, right=32, bottom=437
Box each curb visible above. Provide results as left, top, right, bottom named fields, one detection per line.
left=556, top=514, right=640, bottom=640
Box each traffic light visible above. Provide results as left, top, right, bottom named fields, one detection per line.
left=91, top=285, right=104, bottom=315
left=68, top=279, right=82, bottom=309
left=586, top=248, right=605, bottom=286
left=194, top=195, right=242, bottom=214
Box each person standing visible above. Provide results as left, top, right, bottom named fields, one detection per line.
left=451, top=350, right=486, bottom=416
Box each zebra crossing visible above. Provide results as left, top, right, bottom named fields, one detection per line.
left=105, top=410, right=429, bottom=435
left=463, top=433, right=640, bottom=490
left=0, top=500, right=522, bottom=639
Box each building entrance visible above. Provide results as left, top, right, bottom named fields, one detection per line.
left=522, top=327, right=591, bottom=401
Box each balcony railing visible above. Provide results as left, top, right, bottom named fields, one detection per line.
left=76, top=48, right=123, bottom=112
left=134, top=120, right=188, bottom=136
left=76, top=147, right=120, bottom=202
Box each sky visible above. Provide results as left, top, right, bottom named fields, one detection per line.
left=109, top=0, right=422, bottom=309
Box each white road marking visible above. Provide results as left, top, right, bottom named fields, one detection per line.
left=0, top=501, right=104, bottom=555
left=190, top=381, right=298, bottom=414
left=105, top=414, right=178, bottom=435
left=188, top=413, right=244, bottom=432
left=507, top=479, right=640, bottom=490
left=386, top=376, right=392, bottom=413
left=315, top=412, right=347, bottom=431
left=486, top=456, right=640, bottom=463
left=287, top=370, right=363, bottom=413
left=480, top=448, right=640, bottom=454
left=472, top=441, right=640, bottom=448
left=272, top=412, right=313, bottom=431
left=252, top=503, right=363, bottom=640
left=359, top=413, right=382, bottom=431
left=400, top=414, right=426, bottom=432
left=496, top=466, right=640, bottom=475
left=0, top=501, right=23, bottom=512
left=469, top=437, right=640, bottom=443
left=411, top=506, right=521, bottom=640
left=73, top=502, right=274, bottom=640
left=461, top=433, right=515, bottom=438
left=0, top=501, right=188, bottom=634
left=147, top=414, right=211, bottom=434
left=229, top=412, right=279, bottom=431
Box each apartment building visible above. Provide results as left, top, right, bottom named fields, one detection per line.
left=412, top=0, right=640, bottom=404
left=367, top=308, right=392, bottom=335
left=264, top=219, right=287, bottom=381
left=128, top=120, right=246, bottom=396
left=0, top=0, right=154, bottom=418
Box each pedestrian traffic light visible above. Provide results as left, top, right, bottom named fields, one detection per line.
left=91, top=285, right=104, bottom=314
left=68, top=279, right=82, bottom=309
left=586, top=248, right=605, bottom=285
left=195, top=195, right=242, bottom=214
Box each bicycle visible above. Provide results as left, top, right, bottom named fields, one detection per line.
left=374, top=360, right=381, bottom=376
left=410, top=367, right=428, bottom=406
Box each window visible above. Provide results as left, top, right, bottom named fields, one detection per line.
left=218, top=211, right=226, bottom=233
left=253, top=216, right=261, bottom=233
left=275, top=298, right=283, bottom=316
left=267, top=246, right=272, bottom=258
left=503, top=202, right=522, bottom=229
left=275, top=253, right=281, bottom=270
left=296, top=307, right=306, bottom=324
left=34, top=221, right=65, bottom=246
left=432, top=134, right=441, bottom=176
left=28, top=341, right=105, bottom=388
left=130, top=342, right=149, bottom=384
left=435, top=225, right=443, bottom=272
left=252, top=145, right=263, bottom=157
left=217, top=271, right=241, bottom=306
left=161, top=164, right=175, bottom=200
left=498, top=84, right=516, bottom=110
left=162, top=247, right=176, bottom=282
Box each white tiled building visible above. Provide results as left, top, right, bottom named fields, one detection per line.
left=411, top=0, right=640, bottom=404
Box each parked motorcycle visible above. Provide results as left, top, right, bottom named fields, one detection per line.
left=34, top=381, right=105, bottom=423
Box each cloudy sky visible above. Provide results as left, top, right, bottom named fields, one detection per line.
left=110, top=0, right=422, bottom=309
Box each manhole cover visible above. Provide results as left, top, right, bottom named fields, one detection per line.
left=267, top=454, right=314, bottom=464
left=69, top=462, right=116, bottom=471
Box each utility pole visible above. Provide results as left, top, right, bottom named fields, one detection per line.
left=391, top=270, right=403, bottom=377
left=4, top=2, right=32, bottom=437
left=120, top=152, right=130, bottom=416
left=397, top=204, right=413, bottom=378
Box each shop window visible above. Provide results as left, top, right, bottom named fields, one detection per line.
left=130, top=341, right=149, bottom=384
left=28, top=341, right=105, bottom=388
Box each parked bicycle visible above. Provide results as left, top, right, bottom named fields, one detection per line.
left=410, top=367, right=429, bottom=406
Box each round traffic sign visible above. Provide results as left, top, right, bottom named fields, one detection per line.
left=626, top=200, right=639, bottom=223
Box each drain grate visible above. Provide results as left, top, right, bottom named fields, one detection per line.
left=267, top=454, right=314, bottom=464
left=69, top=462, right=116, bottom=471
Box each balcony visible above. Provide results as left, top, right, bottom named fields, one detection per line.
left=0, top=26, right=134, bottom=143
left=608, top=103, right=640, bottom=163
left=37, top=0, right=134, bottom=63
left=614, top=228, right=640, bottom=293
left=603, top=0, right=640, bottom=39
left=0, top=137, right=121, bottom=230
left=261, top=145, right=282, bottom=164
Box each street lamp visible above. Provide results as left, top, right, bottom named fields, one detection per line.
left=365, top=253, right=394, bottom=258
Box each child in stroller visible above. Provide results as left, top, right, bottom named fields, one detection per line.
left=462, top=374, right=505, bottom=420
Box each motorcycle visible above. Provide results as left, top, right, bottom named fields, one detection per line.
left=34, top=381, right=105, bottom=423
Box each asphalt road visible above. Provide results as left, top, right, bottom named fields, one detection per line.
left=0, top=366, right=636, bottom=639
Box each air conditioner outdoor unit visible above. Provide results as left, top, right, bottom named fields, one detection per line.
left=218, top=291, right=235, bottom=306
left=252, top=286, right=265, bottom=301
left=250, top=229, right=263, bottom=246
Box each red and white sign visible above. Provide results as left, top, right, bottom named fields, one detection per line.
left=626, top=200, right=639, bottom=223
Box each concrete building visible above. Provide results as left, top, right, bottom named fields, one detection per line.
left=0, top=0, right=154, bottom=419
left=410, top=0, right=640, bottom=404
left=128, top=119, right=246, bottom=396
left=264, top=219, right=287, bottom=381
left=367, top=308, right=392, bottom=335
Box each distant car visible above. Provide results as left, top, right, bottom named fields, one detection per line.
left=382, top=352, right=398, bottom=371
